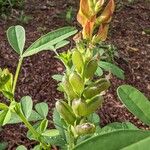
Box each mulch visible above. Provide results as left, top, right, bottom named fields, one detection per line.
left=0, top=0, right=150, bottom=149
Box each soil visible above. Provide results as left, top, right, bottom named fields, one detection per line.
left=0, top=0, right=150, bottom=149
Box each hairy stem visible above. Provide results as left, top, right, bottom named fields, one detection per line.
left=12, top=57, right=23, bottom=95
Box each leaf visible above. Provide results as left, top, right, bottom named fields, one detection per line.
left=98, top=61, right=125, bottom=79
left=7, top=25, right=25, bottom=55
left=23, top=27, right=77, bottom=57
left=32, top=145, right=40, bottom=150
left=16, top=145, right=27, bottom=150
left=54, top=40, right=70, bottom=50
left=8, top=110, right=43, bottom=124
left=44, top=135, right=66, bottom=147
left=40, top=119, right=48, bottom=132
left=21, top=96, right=33, bottom=119
left=99, top=122, right=138, bottom=135
left=74, top=130, right=150, bottom=150
left=42, top=129, right=59, bottom=137
left=95, top=67, right=103, bottom=77
left=0, top=103, right=8, bottom=110
left=35, top=102, right=48, bottom=118
left=52, top=74, right=63, bottom=82
left=27, top=121, right=41, bottom=140
left=0, top=142, right=7, bottom=150
left=0, top=68, right=13, bottom=99
left=2, top=91, right=13, bottom=100
left=117, top=85, right=150, bottom=126
left=0, top=110, right=11, bottom=126
left=87, top=113, right=100, bottom=125
left=53, top=109, right=66, bottom=139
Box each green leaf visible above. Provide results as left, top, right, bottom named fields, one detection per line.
left=21, top=96, right=33, bottom=119
left=55, top=40, right=70, bottom=49
left=98, top=61, right=124, bottom=80
left=74, top=130, right=150, bottom=150
left=27, top=121, right=41, bottom=140
left=7, top=25, right=25, bottom=55
left=35, top=102, right=48, bottom=118
left=0, top=110, right=11, bottom=126
left=87, top=113, right=100, bottom=125
left=23, top=27, right=77, bottom=57
left=0, top=103, right=8, bottom=110
left=95, top=67, right=103, bottom=77
left=32, top=145, right=40, bottom=150
left=0, top=142, right=7, bottom=150
left=0, top=68, right=13, bottom=100
left=99, top=122, right=138, bottom=135
left=8, top=110, right=43, bottom=124
left=40, top=119, right=48, bottom=132
left=16, top=145, right=27, bottom=150
left=52, top=74, right=63, bottom=82
left=44, top=135, right=66, bottom=147
left=117, top=85, right=150, bottom=126
left=42, top=129, right=59, bottom=137
left=53, top=109, right=66, bottom=139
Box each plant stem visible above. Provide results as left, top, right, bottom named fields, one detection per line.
left=68, top=126, right=75, bottom=150
left=15, top=107, right=49, bottom=149
left=12, top=57, right=23, bottom=95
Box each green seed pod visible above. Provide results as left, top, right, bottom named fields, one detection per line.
left=83, top=78, right=110, bottom=99
left=69, top=72, right=84, bottom=96
left=56, top=101, right=76, bottom=125
left=72, top=99, right=88, bottom=117
left=86, top=95, right=104, bottom=113
left=62, top=76, right=78, bottom=100
left=75, top=123, right=96, bottom=136
left=72, top=49, right=84, bottom=74
left=84, top=59, right=98, bottom=79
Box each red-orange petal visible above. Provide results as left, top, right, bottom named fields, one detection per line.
left=97, top=24, right=109, bottom=41
left=97, top=0, right=115, bottom=24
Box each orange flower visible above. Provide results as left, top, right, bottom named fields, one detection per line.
left=77, top=0, right=91, bottom=27
left=96, top=0, right=115, bottom=25
left=77, top=0, right=115, bottom=42
left=96, top=24, right=109, bottom=42
left=82, top=16, right=96, bottom=40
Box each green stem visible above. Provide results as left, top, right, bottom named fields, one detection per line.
left=68, top=126, right=75, bottom=150
left=15, top=107, right=49, bottom=149
left=12, top=57, right=23, bottom=95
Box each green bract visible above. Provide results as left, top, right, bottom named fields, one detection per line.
left=56, top=100, right=76, bottom=125
left=72, top=49, right=84, bottom=74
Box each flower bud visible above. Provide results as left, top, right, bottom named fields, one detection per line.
left=86, top=95, right=104, bottom=113
left=84, top=58, right=98, bottom=79
left=95, top=0, right=104, bottom=13
left=96, top=0, right=115, bottom=25
left=56, top=101, right=76, bottom=125
left=83, top=78, right=110, bottom=99
left=75, top=123, right=96, bottom=136
left=72, top=50, right=84, bottom=74
left=62, top=76, right=78, bottom=101
left=69, top=72, right=84, bottom=96
left=72, top=99, right=88, bottom=117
